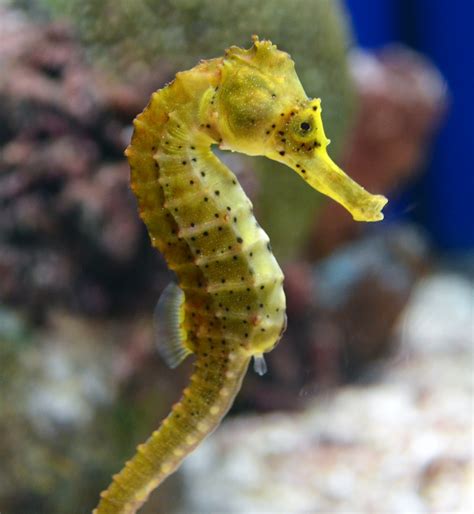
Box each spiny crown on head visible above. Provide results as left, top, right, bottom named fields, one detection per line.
left=215, top=37, right=329, bottom=157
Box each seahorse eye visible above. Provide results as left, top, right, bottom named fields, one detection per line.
left=290, top=113, right=316, bottom=142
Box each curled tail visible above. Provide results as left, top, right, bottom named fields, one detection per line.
left=93, top=349, right=250, bottom=514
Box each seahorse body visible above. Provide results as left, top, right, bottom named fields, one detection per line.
left=94, top=38, right=387, bottom=514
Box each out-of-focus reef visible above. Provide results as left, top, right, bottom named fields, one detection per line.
left=0, top=8, right=172, bottom=317
left=23, top=0, right=357, bottom=260
left=178, top=272, right=474, bottom=514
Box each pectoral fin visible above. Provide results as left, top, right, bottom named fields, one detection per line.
left=154, top=282, right=192, bottom=368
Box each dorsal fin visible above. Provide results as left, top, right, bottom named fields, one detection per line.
left=154, top=282, right=192, bottom=368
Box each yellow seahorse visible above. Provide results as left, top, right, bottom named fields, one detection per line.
left=93, top=37, right=387, bottom=514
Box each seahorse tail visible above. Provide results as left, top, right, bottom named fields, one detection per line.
left=93, top=349, right=250, bottom=514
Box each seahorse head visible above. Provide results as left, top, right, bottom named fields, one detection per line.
left=214, top=37, right=387, bottom=222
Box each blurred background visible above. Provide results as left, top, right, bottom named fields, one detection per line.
left=0, top=1, right=472, bottom=513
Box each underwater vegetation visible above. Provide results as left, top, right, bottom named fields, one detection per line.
left=94, top=38, right=386, bottom=514
left=26, top=0, right=357, bottom=259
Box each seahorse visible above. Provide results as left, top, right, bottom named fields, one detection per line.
left=93, top=37, right=387, bottom=514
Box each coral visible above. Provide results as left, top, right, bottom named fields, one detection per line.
left=0, top=7, right=171, bottom=317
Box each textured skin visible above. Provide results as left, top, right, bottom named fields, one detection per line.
left=93, top=38, right=387, bottom=514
